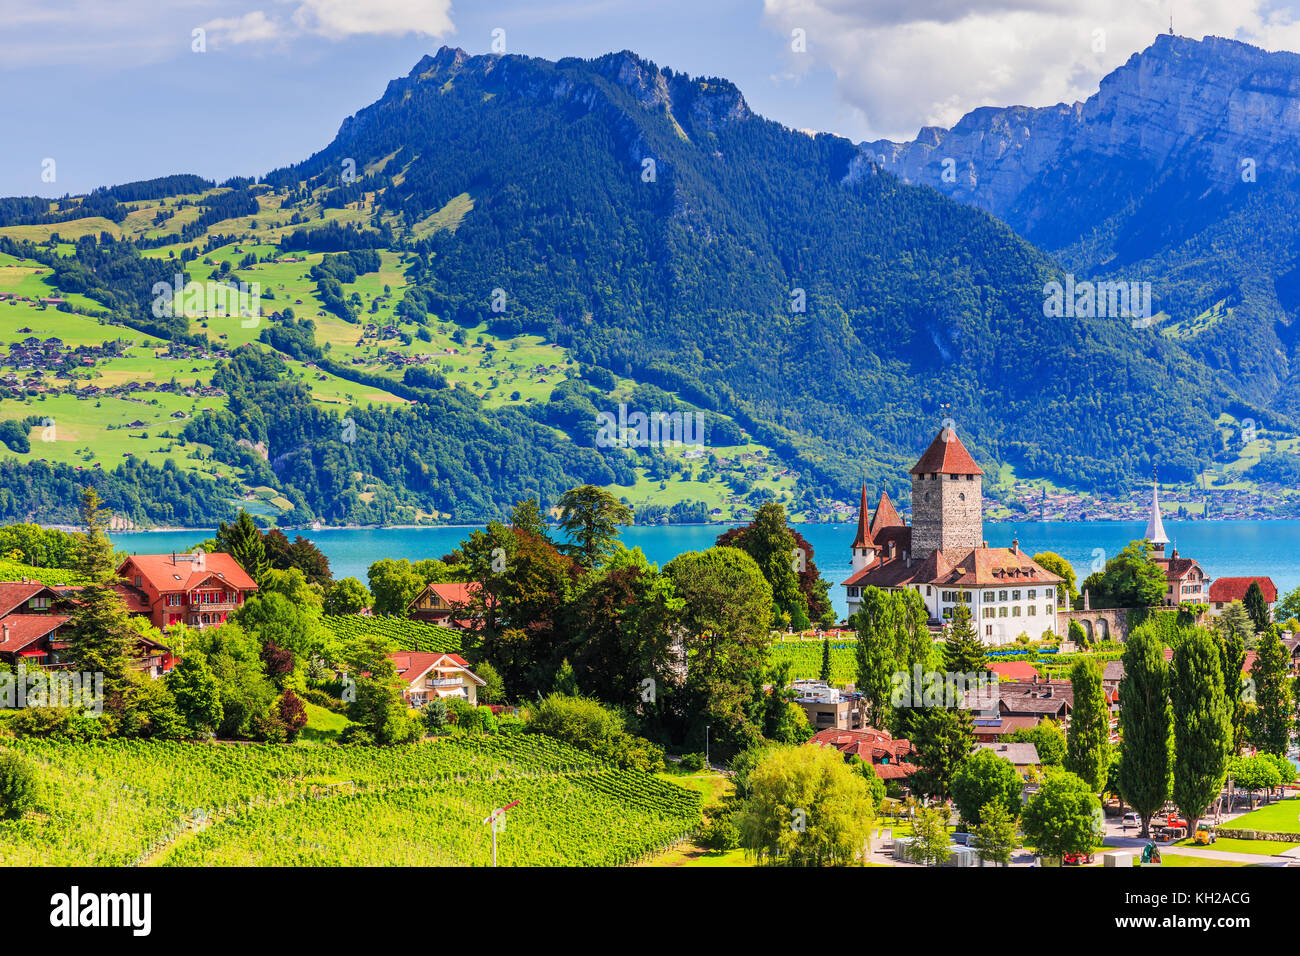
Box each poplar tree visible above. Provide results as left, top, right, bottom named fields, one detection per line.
left=1065, top=658, right=1111, bottom=791
left=1217, top=622, right=1247, bottom=753
left=1251, top=628, right=1293, bottom=757
left=853, top=587, right=896, bottom=727
left=819, top=638, right=831, bottom=683
left=1171, top=629, right=1232, bottom=830
left=1117, top=625, right=1172, bottom=838
left=1243, top=581, right=1272, bottom=636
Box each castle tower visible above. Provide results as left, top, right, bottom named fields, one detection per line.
left=850, top=483, right=877, bottom=573
left=909, top=424, right=984, bottom=560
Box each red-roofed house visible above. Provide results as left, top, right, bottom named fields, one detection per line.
left=389, top=651, right=486, bottom=706
left=806, top=727, right=917, bottom=780
left=117, top=552, right=258, bottom=629
left=406, top=580, right=485, bottom=628
left=1208, top=576, right=1278, bottom=620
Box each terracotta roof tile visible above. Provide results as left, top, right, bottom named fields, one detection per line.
left=909, top=427, right=984, bottom=476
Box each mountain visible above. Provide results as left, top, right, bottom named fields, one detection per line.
left=863, top=33, right=1300, bottom=415
left=0, top=46, right=1262, bottom=525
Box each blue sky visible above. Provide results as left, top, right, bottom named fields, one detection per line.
left=3, top=0, right=1300, bottom=196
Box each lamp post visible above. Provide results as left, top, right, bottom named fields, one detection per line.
left=704, top=725, right=709, bottom=769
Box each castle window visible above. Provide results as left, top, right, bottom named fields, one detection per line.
left=998, top=607, right=1008, bottom=618
left=1028, top=589, right=1037, bottom=599
left=986, top=625, right=993, bottom=636
left=1012, top=606, right=1021, bottom=617
left=983, top=591, right=994, bottom=602
left=949, top=474, right=957, bottom=480
left=966, top=474, right=974, bottom=481
left=982, top=608, right=994, bottom=619
left=1012, top=590, right=1021, bottom=601
left=958, top=493, right=965, bottom=501
left=1028, top=606, right=1037, bottom=616
left=998, top=590, right=1007, bottom=602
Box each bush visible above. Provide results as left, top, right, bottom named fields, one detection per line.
left=699, top=801, right=741, bottom=850
left=680, top=752, right=705, bottom=772
left=0, top=752, right=38, bottom=818
left=339, top=725, right=376, bottom=746
left=301, top=687, right=345, bottom=713
left=4, top=707, right=105, bottom=741
left=423, top=698, right=449, bottom=734
left=526, top=694, right=664, bottom=772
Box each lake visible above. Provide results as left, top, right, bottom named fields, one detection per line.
left=110, top=520, right=1300, bottom=620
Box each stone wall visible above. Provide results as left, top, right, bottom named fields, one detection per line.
left=1057, top=607, right=1130, bottom=643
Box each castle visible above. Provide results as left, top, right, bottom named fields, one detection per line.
left=842, top=425, right=1062, bottom=645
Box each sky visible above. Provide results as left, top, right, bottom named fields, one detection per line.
left=5, top=0, right=1300, bottom=196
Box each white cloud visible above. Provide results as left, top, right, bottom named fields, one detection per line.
left=202, top=11, right=283, bottom=46
left=761, top=0, right=1300, bottom=141
left=290, top=0, right=454, bottom=40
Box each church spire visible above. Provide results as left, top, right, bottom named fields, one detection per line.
left=1145, top=477, right=1169, bottom=548
left=851, top=483, right=873, bottom=549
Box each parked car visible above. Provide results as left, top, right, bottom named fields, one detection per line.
left=1122, top=812, right=1140, bottom=830
left=1063, top=852, right=1094, bottom=866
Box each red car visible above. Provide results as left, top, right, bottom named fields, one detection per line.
left=1062, top=853, right=1094, bottom=866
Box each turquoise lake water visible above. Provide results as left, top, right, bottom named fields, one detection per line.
left=110, top=520, right=1300, bottom=620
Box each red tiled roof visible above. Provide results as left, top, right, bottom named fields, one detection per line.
left=0, top=613, right=69, bottom=653
left=388, top=651, right=484, bottom=687
left=0, top=581, right=55, bottom=617
left=869, top=489, right=904, bottom=536
left=118, top=553, right=258, bottom=593
left=991, top=661, right=1041, bottom=682
left=1209, top=576, right=1278, bottom=604
left=843, top=543, right=1061, bottom=590
left=909, top=427, right=984, bottom=476
left=806, top=727, right=916, bottom=775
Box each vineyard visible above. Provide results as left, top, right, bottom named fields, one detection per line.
left=0, top=735, right=700, bottom=867
left=771, top=638, right=859, bottom=683
left=0, top=558, right=86, bottom=586
left=322, top=615, right=464, bottom=653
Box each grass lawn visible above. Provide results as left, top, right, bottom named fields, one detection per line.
left=658, top=768, right=733, bottom=805
left=1172, top=836, right=1299, bottom=856
left=1138, top=855, right=1248, bottom=868
left=298, top=703, right=349, bottom=744
left=1225, top=797, right=1300, bottom=834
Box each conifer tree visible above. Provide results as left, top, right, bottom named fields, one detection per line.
left=215, top=510, right=269, bottom=585
left=853, top=587, right=896, bottom=727
left=1216, top=621, right=1247, bottom=753
left=1243, top=581, right=1272, bottom=636
left=819, top=638, right=831, bottom=683
left=1171, top=629, right=1232, bottom=830
left=1065, top=658, right=1111, bottom=792
left=1251, top=628, right=1293, bottom=757
left=1117, top=625, right=1172, bottom=838
left=942, top=604, right=987, bottom=676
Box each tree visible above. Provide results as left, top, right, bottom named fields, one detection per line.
left=343, top=637, right=420, bottom=745
left=1250, top=627, right=1293, bottom=757
left=555, top=485, right=632, bottom=569
left=1065, top=658, right=1111, bottom=791
left=1116, top=624, right=1172, bottom=838
left=474, top=660, right=506, bottom=705
left=214, top=510, right=269, bottom=586
left=1171, top=629, right=1232, bottom=831
left=910, top=806, right=952, bottom=867
left=942, top=603, right=988, bottom=676
left=819, top=638, right=831, bottom=683
left=1216, top=614, right=1248, bottom=753
left=952, top=748, right=1023, bottom=828
left=715, top=502, right=810, bottom=631
left=853, top=587, right=898, bottom=728
left=324, top=576, right=371, bottom=615
left=168, top=653, right=224, bottom=736
left=901, top=706, right=974, bottom=802
left=1078, top=540, right=1166, bottom=609
left=666, top=547, right=773, bottom=757
left=1032, top=551, right=1078, bottom=605
left=1216, top=601, right=1257, bottom=649
left=1243, top=581, right=1271, bottom=635
left=509, top=497, right=550, bottom=541
left=1006, top=720, right=1066, bottom=766
left=63, top=488, right=137, bottom=714
left=0, top=753, right=38, bottom=819
left=1021, top=769, right=1102, bottom=864
left=367, top=558, right=435, bottom=616
left=1276, top=585, right=1300, bottom=624
left=275, top=689, right=308, bottom=742
left=564, top=545, right=682, bottom=710
left=736, top=744, right=875, bottom=866
left=972, top=801, right=1019, bottom=866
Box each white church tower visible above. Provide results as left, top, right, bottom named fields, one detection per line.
left=1145, top=479, right=1169, bottom=557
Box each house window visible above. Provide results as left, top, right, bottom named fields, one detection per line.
left=1028, top=606, right=1037, bottom=616
left=926, top=586, right=932, bottom=595
left=986, top=625, right=993, bottom=636
left=29, top=596, right=49, bottom=610
left=983, top=608, right=994, bottom=619
left=983, top=591, right=995, bottom=602
left=1012, top=590, right=1021, bottom=601
left=998, top=590, right=1008, bottom=602
left=1045, top=605, right=1054, bottom=616
left=999, top=607, right=1008, bottom=618
left=1012, top=606, right=1021, bottom=617
left=1028, top=589, right=1037, bottom=599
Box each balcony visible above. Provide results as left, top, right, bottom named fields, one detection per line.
left=427, top=677, right=464, bottom=688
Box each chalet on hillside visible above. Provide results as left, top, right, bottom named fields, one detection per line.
left=389, top=651, right=486, bottom=706
left=116, top=552, right=258, bottom=629
left=0, top=580, right=172, bottom=676
left=406, top=580, right=486, bottom=628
